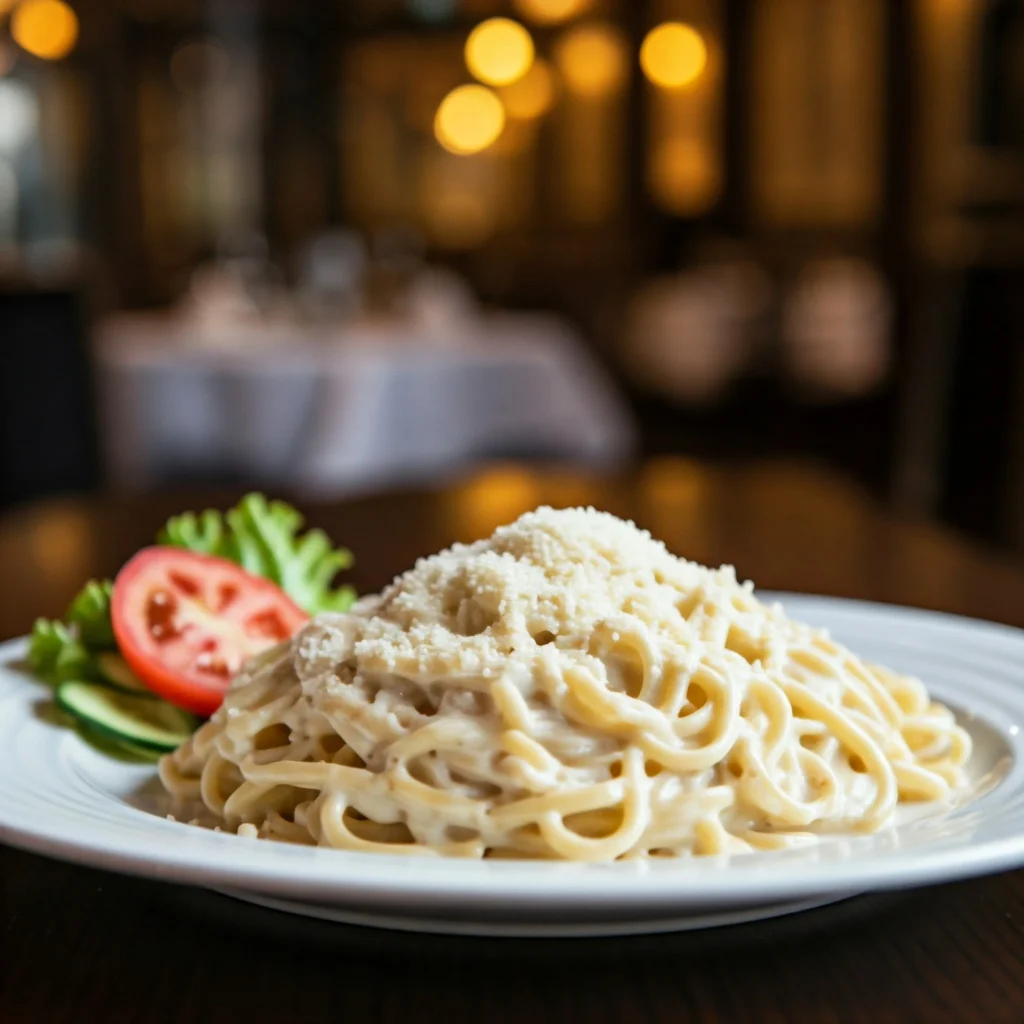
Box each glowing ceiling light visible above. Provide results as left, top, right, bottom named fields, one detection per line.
left=499, top=57, right=555, bottom=119
left=11, top=0, right=79, bottom=61
left=513, top=0, right=590, bottom=26
left=640, top=22, right=707, bottom=89
left=554, top=23, right=627, bottom=98
left=465, top=17, right=534, bottom=87
left=434, top=84, right=506, bottom=155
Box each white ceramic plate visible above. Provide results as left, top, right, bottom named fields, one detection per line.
left=2, top=595, right=1023, bottom=938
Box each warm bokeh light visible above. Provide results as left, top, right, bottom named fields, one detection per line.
left=499, top=57, right=555, bottom=119
left=0, top=0, right=20, bottom=16
left=11, top=0, right=79, bottom=61
left=649, top=137, right=718, bottom=214
left=450, top=467, right=540, bottom=542
left=25, top=507, right=93, bottom=587
left=434, top=84, right=506, bottom=155
left=465, top=18, right=535, bottom=87
left=423, top=189, right=493, bottom=249
left=554, top=24, right=628, bottom=98
left=512, top=0, right=591, bottom=26
left=640, top=22, right=707, bottom=89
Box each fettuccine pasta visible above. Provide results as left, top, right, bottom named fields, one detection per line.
left=160, top=507, right=970, bottom=860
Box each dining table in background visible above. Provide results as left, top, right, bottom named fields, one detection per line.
left=3, top=458, right=1024, bottom=1023
left=93, top=310, right=636, bottom=495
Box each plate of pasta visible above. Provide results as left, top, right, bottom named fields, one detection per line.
left=1, top=502, right=1023, bottom=937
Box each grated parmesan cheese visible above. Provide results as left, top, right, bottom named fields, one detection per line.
left=295, top=505, right=762, bottom=682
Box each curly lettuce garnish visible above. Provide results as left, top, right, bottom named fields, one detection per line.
left=28, top=617, right=101, bottom=684
left=66, top=579, right=116, bottom=648
left=159, top=493, right=356, bottom=614
left=28, top=494, right=356, bottom=687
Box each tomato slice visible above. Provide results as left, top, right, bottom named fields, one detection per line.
left=111, top=547, right=308, bottom=716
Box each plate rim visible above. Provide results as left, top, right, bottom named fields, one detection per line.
left=3, top=593, right=1024, bottom=915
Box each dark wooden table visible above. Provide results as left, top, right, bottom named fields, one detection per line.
left=4, top=459, right=1024, bottom=1023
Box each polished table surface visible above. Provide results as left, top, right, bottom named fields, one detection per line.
left=4, top=459, right=1024, bottom=1023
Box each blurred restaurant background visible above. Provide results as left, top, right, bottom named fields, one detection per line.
left=0, top=0, right=1021, bottom=549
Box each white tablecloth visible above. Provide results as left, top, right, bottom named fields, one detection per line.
left=94, top=313, right=636, bottom=495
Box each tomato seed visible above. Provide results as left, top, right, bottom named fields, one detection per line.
left=169, top=571, right=201, bottom=597
left=247, top=609, right=290, bottom=640
left=146, top=590, right=182, bottom=642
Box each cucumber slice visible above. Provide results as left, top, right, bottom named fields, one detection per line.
left=113, top=738, right=167, bottom=761
left=95, top=652, right=150, bottom=695
left=56, top=681, right=197, bottom=752
left=77, top=722, right=164, bottom=764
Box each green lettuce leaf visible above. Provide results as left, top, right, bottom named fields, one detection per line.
left=66, top=579, right=116, bottom=649
left=157, top=507, right=226, bottom=557
left=28, top=619, right=97, bottom=684
left=159, top=493, right=356, bottom=614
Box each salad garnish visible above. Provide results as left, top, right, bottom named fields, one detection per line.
left=27, top=493, right=355, bottom=759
